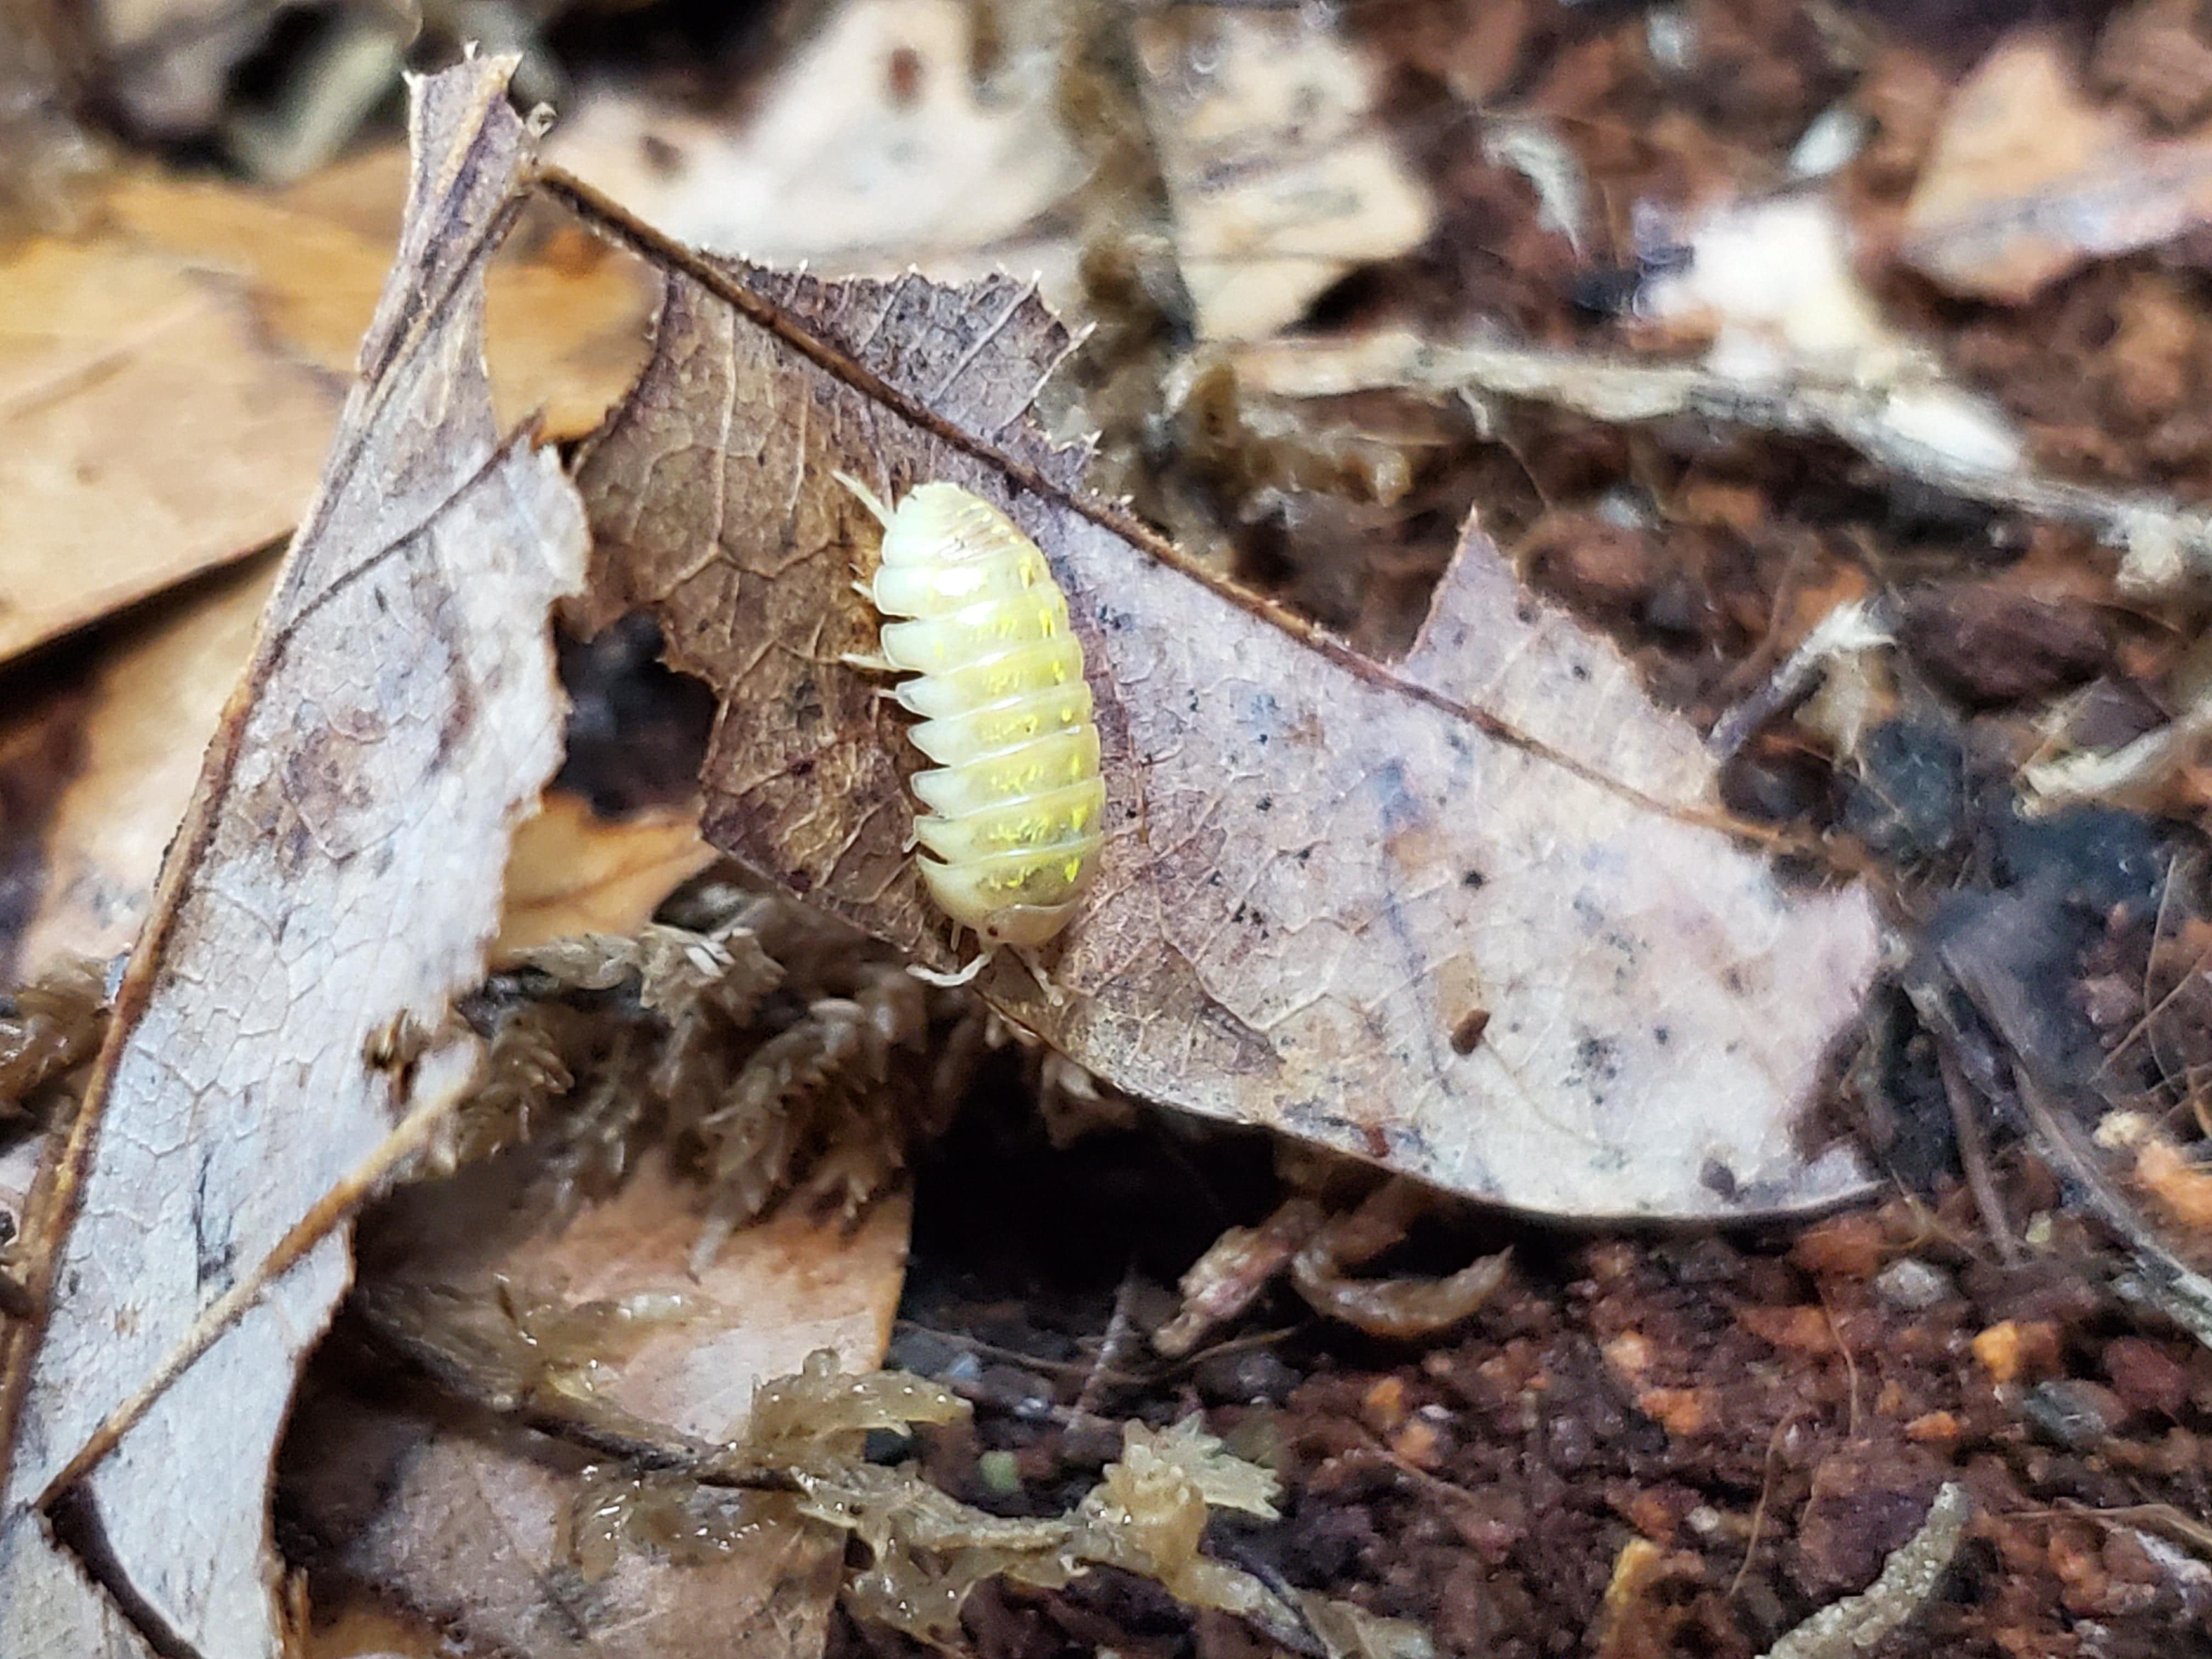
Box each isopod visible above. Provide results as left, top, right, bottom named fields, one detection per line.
left=843, top=477, right=1107, bottom=953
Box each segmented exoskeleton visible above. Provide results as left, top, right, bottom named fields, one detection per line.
left=843, top=478, right=1105, bottom=954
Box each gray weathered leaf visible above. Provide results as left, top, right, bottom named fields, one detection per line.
left=0, top=56, right=584, bottom=1659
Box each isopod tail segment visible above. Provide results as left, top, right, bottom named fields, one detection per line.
left=834, top=470, right=1106, bottom=1002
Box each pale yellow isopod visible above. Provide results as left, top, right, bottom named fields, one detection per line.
left=842, top=477, right=1107, bottom=956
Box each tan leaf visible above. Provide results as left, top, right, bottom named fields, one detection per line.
left=0, top=629, right=704, bottom=991
left=0, top=156, right=646, bottom=670
left=492, top=792, right=716, bottom=964
left=0, top=58, right=584, bottom=1659
left=102, top=160, right=655, bottom=442
left=558, top=201, right=1881, bottom=1221
left=1131, top=6, right=1434, bottom=340
left=294, top=1154, right=909, bottom=1659
left=547, top=0, right=1082, bottom=294
left=0, top=218, right=337, bottom=663
left=0, top=557, right=276, bottom=981
left=298, top=1602, right=449, bottom=1659
left=1902, top=31, right=2212, bottom=303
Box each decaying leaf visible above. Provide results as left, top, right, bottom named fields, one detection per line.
left=0, top=556, right=276, bottom=981
left=1155, top=1178, right=1511, bottom=1352
left=1130, top=5, right=1434, bottom=340
left=0, top=3, right=101, bottom=238
left=1903, top=31, right=2212, bottom=303
left=0, top=213, right=336, bottom=663
left=561, top=196, right=1881, bottom=1220
left=0, top=151, right=648, bottom=672
left=492, top=791, right=716, bottom=964
left=101, top=161, right=655, bottom=442
left=91, top=0, right=283, bottom=140
left=1225, top=297, right=2212, bottom=609
left=0, top=58, right=584, bottom=1659
left=548, top=0, right=1083, bottom=295
left=292, top=1155, right=911, bottom=1659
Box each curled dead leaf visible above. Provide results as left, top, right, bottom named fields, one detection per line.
left=492, top=791, right=715, bottom=964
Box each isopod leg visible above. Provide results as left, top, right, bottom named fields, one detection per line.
left=833, top=471, right=895, bottom=527
left=908, top=952, right=990, bottom=989
left=1011, top=946, right=1065, bottom=1009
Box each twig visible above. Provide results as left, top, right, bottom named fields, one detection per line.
left=1729, top=1411, right=1799, bottom=1601
left=1934, top=1032, right=2020, bottom=1267
left=1816, top=1285, right=1861, bottom=1440
left=1075, top=1261, right=1143, bottom=1423
left=1231, top=335, right=2212, bottom=595
left=1756, top=1483, right=1970, bottom=1659
left=2014, top=1500, right=2212, bottom=1559
left=2011, top=1066, right=2212, bottom=1347
left=1707, top=598, right=1894, bottom=760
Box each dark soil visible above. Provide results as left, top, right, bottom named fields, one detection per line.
left=822, top=1094, right=2212, bottom=1659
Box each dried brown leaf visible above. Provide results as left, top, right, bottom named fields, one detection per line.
left=102, top=161, right=655, bottom=442
left=492, top=792, right=716, bottom=964
left=0, top=58, right=584, bottom=1659
left=1903, top=32, right=2212, bottom=303
left=546, top=0, right=1082, bottom=294
left=0, top=149, right=645, bottom=672
left=1131, top=6, right=1435, bottom=340
left=560, top=199, right=1880, bottom=1221
left=0, top=4, right=100, bottom=239
left=0, top=221, right=335, bottom=663
left=0, top=557, right=275, bottom=980
left=296, top=1155, right=911, bottom=1659
left=92, top=0, right=276, bottom=139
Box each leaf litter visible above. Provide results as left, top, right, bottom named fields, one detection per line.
left=13, top=6, right=2212, bottom=1654
left=556, top=176, right=1882, bottom=1222
left=0, top=556, right=279, bottom=983
left=283, top=878, right=1399, bottom=1655
left=0, top=155, right=650, bottom=673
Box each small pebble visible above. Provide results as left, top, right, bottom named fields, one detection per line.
left=1645, top=5, right=1695, bottom=70
left=979, top=1362, right=1058, bottom=1421
left=2104, top=1337, right=2188, bottom=1419
left=977, top=1449, right=1023, bottom=1496
left=1190, top=1347, right=1301, bottom=1406
left=2021, top=1379, right=2122, bottom=1449
left=883, top=1327, right=963, bottom=1378
left=1059, top=1419, right=1124, bottom=1469
left=1874, top=1257, right=1954, bottom=1311
left=1790, top=105, right=1867, bottom=178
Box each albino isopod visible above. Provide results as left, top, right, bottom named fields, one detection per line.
left=843, top=477, right=1107, bottom=953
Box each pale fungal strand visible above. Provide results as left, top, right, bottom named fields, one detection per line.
left=846, top=477, right=1107, bottom=949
